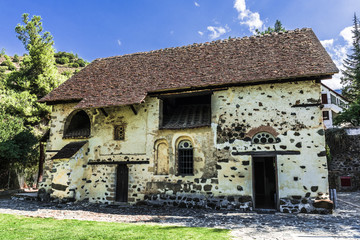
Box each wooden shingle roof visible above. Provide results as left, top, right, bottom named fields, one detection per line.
left=39, top=28, right=338, bottom=109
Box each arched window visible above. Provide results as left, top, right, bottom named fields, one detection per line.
left=64, top=110, right=91, bottom=138
left=252, top=132, right=276, bottom=144
left=178, top=140, right=193, bottom=175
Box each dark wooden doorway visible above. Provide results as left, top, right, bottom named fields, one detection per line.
left=116, top=164, right=128, bottom=202
left=253, top=156, right=277, bottom=209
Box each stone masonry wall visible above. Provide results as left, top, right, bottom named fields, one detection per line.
left=328, top=131, right=360, bottom=191
left=40, top=80, right=331, bottom=213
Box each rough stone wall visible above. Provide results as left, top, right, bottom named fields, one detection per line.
left=211, top=81, right=328, bottom=200
left=40, top=80, right=331, bottom=213
left=328, top=133, right=360, bottom=191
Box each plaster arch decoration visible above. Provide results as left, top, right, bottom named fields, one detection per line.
left=63, top=110, right=91, bottom=138
left=154, top=139, right=169, bottom=175
left=245, top=125, right=279, bottom=139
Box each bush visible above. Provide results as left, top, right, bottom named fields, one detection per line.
left=13, top=54, right=19, bottom=63
left=71, top=62, right=79, bottom=68
left=55, top=56, right=69, bottom=65
left=7, top=64, right=16, bottom=71
left=76, top=59, right=86, bottom=67
left=0, top=57, right=16, bottom=70
left=61, top=71, right=73, bottom=78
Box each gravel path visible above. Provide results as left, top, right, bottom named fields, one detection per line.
left=0, top=191, right=359, bottom=240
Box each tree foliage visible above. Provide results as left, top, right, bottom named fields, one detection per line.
left=341, top=14, right=360, bottom=101
left=335, top=14, right=360, bottom=126
left=0, top=13, right=61, bottom=188
left=0, top=108, right=38, bottom=173
left=255, top=20, right=286, bottom=35
left=334, top=100, right=360, bottom=126
left=14, top=13, right=60, bottom=98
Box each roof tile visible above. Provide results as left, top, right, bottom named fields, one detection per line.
left=39, top=29, right=338, bottom=108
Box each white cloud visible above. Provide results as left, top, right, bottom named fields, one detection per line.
left=198, top=31, right=204, bottom=36
left=207, top=25, right=230, bottom=39
left=194, top=2, right=200, bottom=7
left=117, top=40, right=122, bottom=46
left=170, top=30, right=174, bottom=35
left=321, top=25, right=353, bottom=90
left=320, top=39, right=334, bottom=49
left=233, top=0, right=263, bottom=34
left=340, top=26, right=353, bottom=46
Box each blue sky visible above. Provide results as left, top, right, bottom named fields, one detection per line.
left=0, top=0, right=359, bottom=90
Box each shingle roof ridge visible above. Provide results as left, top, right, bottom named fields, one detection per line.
left=93, top=28, right=313, bottom=62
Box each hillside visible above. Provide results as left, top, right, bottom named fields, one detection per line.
left=0, top=51, right=89, bottom=78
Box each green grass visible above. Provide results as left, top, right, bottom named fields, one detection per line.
left=0, top=214, right=230, bottom=240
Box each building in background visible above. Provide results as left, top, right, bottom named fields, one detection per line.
left=321, top=83, right=349, bottom=128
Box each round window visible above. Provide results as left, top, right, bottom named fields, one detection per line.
left=178, top=140, right=193, bottom=149
left=252, top=132, right=276, bottom=144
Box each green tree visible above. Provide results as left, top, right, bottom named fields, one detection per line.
left=335, top=14, right=360, bottom=126
left=340, top=14, right=360, bottom=101
left=14, top=13, right=60, bottom=98
left=334, top=100, right=360, bottom=126
left=0, top=48, right=5, bottom=57
left=255, top=20, right=286, bottom=35
left=13, top=54, right=20, bottom=63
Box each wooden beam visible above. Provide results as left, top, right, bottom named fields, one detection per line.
left=232, top=150, right=300, bottom=156
left=291, top=103, right=322, bottom=108
left=88, top=161, right=149, bottom=165
left=100, top=108, right=108, bottom=117
left=130, top=105, right=138, bottom=115
left=147, top=75, right=333, bottom=96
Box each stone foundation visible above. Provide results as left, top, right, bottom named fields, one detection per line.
left=327, top=130, right=360, bottom=191
left=141, top=194, right=253, bottom=211
left=279, top=193, right=333, bottom=214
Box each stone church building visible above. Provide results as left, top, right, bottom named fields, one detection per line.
left=39, top=28, right=338, bottom=213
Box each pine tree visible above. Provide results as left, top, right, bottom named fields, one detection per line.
left=255, top=20, right=286, bottom=35
left=341, top=14, right=360, bottom=101
left=334, top=14, right=360, bottom=126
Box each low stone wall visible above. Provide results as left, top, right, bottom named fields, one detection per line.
left=279, top=193, right=333, bottom=214
left=141, top=194, right=253, bottom=211
left=327, top=129, right=360, bottom=191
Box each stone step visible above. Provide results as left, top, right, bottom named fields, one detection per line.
left=12, top=192, right=38, bottom=201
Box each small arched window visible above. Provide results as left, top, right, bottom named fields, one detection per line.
left=178, top=140, right=193, bottom=175
left=64, top=110, right=91, bottom=138
left=252, top=132, right=276, bottom=144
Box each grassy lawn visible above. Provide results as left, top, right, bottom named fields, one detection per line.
left=0, top=214, right=230, bottom=240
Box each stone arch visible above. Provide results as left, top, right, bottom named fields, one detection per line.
left=154, top=139, right=169, bottom=175
left=63, top=110, right=91, bottom=138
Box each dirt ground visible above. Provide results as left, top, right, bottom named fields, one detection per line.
left=0, top=191, right=359, bottom=240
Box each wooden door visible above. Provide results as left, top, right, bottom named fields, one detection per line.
left=253, top=156, right=277, bottom=209
left=116, top=164, right=128, bottom=202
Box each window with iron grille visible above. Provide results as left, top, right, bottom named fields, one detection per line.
left=178, top=140, right=193, bottom=175
left=63, top=110, right=91, bottom=138
left=114, top=125, right=125, bottom=140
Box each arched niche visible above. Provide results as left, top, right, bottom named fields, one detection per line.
left=63, top=110, right=91, bottom=138
left=154, top=139, right=169, bottom=175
